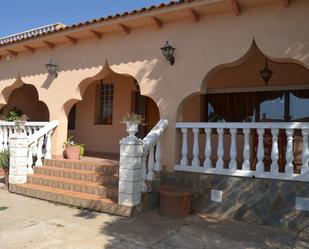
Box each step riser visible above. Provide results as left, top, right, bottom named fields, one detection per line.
left=27, top=177, right=118, bottom=199
left=44, top=160, right=119, bottom=174
left=34, top=168, right=118, bottom=186
left=10, top=185, right=131, bottom=217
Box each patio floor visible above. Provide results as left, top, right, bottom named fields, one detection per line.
left=0, top=187, right=308, bottom=249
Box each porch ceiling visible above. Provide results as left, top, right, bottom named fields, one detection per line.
left=0, top=0, right=290, bottom=59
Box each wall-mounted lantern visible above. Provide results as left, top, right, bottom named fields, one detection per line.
left=259, top=58, right=273, bottom=85
left=161, top=41, right=175, bottom=65
left=45, top=59, right=58, bottom=78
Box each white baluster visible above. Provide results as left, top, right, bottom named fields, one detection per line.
left=256, top=129, right=265, bottom=174
left=203, top=128, right=212, bottom=168
left=192, top=128, right=200, bottom=167
left=141, top=155, right=147, bottom=192
left=35, top=137, right=44, bottom=167
left=285, top=129, right=294, bottom=176
left=242, top=128, right=251, bottom=171
left=270, top=128, right=279, bottom=173
left=7, top=127, right=13, bottom=147
left=216, top=128, right=224, bottom=169
left=180, top=128, right=189, bottom=166
left=146, top=146, right=155, bottom=180
left=0, top=126, right=4, bottom=151
left=229, top=128, right=237, bottom=170
left=44, top=131, right=53, bottom=159
left=3, top=127, right=8, bottom=149
left=154, top=139, right=161, bottom=171
left=301, top=129, right=309, bottom=174
left=27, top=145, right=34, bottom=174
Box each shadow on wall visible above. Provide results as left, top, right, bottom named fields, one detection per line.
left=0, top=84, right=49, bottom=121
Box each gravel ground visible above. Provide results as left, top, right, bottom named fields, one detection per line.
left=0, top=187, right=308, bottom=249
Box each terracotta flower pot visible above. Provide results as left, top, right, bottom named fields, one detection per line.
left=65, top=145, right=81, bottom=160
left=3, top=168, right=9, bottom=189
left=159, top=184, right=193, bottom=219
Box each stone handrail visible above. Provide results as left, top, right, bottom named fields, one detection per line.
left=176, top=122, right=309, bottom=182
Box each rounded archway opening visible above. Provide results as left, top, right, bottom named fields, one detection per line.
left=66, top=69, right=159, bottom=157
left=1, top=84, right=49, bottom=121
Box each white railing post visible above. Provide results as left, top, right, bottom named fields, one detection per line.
left=44, top=131, right=53, bottom=159
left=141, top=155, right=147, bottom=192
left=27, top=144, right=34, bottom=174
left=203, top=128, right=212, bottom=168
left=146, top=146, right=155, bottom=180
left=0, top=126, right=3, bottom=151
left=3, top=127, right=8, bottom=149
left=229, top=128, right=237, bottom=170
left=192, top=128, right=200, bottom=167
left=242, top=128, right=251, bottom=171
left=216, top=128, right=224, bottom=169
left=154, top=139, right=162, bottom=171
left=256, top=128, right=265, bottom=174
left=301, top=129, right=309, bottom=174
left=270, top=128, right=279, bottom=173
left=285, top=129, right=294, bottom=175
left=35, top=137, right=44, bottom=167
left=180, top=128, right=189, bottom=166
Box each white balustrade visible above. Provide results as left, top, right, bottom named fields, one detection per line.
left=146, top=147, right=155, bottom=180
left=154, top=138, right=162, bottom=171
left=176, top=122, right=309, bottom=182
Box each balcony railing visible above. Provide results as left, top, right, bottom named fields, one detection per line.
left=175, top=122, right=309, bottom=182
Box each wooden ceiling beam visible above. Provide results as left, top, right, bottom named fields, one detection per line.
left=188, top=9, right=200, bottom=23
left=282, top=0, right=289, bottom=7
left=65, top=35, right=78, bottom=45
left=24, top=45, right=35, bottom=53
left=229, top=0, right=241, bottom=16
left=6, top=50, right=18, bottom=57
left=119, top=24, right=130, bottom=34
left=150, top=16, right=162, bottom=29
left=43, top=41, right=55, bottom=49
left=90, top=30, right=102, bottom=40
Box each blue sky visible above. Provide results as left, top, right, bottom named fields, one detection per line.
left=0, top=0, right=170, bottom=37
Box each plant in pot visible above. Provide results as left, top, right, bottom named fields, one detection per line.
left=62, top=136, right=85, bottom=160
left=121, top=113, right=146, bottom=138
left=0, top=149, right=10, bottom=189
left=5, top=107, right=24, bottom=122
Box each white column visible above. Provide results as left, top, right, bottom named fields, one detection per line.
left=119, top=135, right=143, bottom=207
left=285, top=129, right=294, bottom=176
left=203, top=128, right=212, bottom=168
left=256, top=128, right=265, bottom=174
left=270, top=128, right=279, bottom=174
left=192, top=128, right=200, bottom=167
left=35, top=137, right=44, bottom=167
left=242, top=128, right=251, bottom=171
left=216, top=128, right=224, bottom=169
left=9, top=133, right=28, bottom=184
left=146, top=146, right=155, bottom=180
left=180, top=128, right=189, bottom=166
left=154, top=139, right=162, bottom=171
left=44, top=131, right=53, bottom=159
left=301, top=129, right=309, bottom=174
left=229, top=128, right=237, bottom=170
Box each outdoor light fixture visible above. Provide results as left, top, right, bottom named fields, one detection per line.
left=259, top=58, right=273, bottom=85
left=161, top=41, right=175, bottom=65
left=45, top=59, right=58, bottom=78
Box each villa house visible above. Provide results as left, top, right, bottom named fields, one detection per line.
left=0, top=0, right=309, bottom=229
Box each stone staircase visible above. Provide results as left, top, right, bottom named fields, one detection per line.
left=10, top=158, right=134, bottom=217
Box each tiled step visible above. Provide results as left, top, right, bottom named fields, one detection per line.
left=10, top=184, right=132, bottom=217
left=44, top=159, right=119, bottom=175
left=34, top=166, right=118, bottom=186
left=27, top=174, right=118, bottom=199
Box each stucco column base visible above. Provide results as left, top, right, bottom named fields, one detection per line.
left=118, top=136, right=144, bottom=207
left=9, top=134, right=28, bottom=184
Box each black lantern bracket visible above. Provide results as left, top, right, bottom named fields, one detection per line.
left=45, top=59, right=58, bottom=78
left=161, top=41, right=175, bottom=65
left=259, top=58, right=274, bottom=85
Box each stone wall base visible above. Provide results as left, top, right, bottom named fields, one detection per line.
left=161, top=171, right=309, bottom=232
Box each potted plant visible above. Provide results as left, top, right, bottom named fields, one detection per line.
left=5, top=107, right=24, bottom=122
left=62, top=136, right=85, bottom=160
left=0, top=149, right=10, bottom=189
left=121, top=113, right=146, bottom=138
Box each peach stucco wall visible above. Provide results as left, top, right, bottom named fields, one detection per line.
left=1, top=1, right=309, bottom=171
left=68, top=73, right=137, bottom=154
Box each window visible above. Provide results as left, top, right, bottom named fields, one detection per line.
left=96, top=82, right=114, bottom=124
